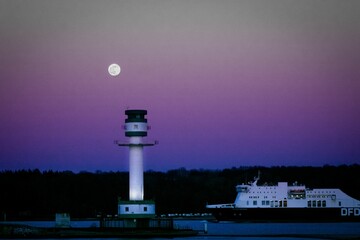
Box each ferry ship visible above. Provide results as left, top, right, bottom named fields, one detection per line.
left=206, top=175, right=360, bottom=222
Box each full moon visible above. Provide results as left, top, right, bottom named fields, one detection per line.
left=108, top=63, right=121, bottom=76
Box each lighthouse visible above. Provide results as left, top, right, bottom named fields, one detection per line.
left=115, top=109, right=157, bottom=220
left=102, top=109, right=190, bottom=232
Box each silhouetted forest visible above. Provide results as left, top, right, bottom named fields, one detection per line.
left=1, top=165, right=359, bottom=220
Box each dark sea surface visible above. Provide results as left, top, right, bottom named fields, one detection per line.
left=4, top=220, right=360, bottom=240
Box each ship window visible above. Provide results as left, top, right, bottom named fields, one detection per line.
left=279, top=201, right=283, bottom=207
left=266, top=200, right=270, bottom=205
left=253, top=200, right=257, bottom=206
left=144, top=207, right=148, bottom=212
left=317, top=201, right=321, bottom=207
left=125, top=207, right=129, bottom=212
left=312, top=200, right=316, bottom=207
left=339, top=201, right=342, bottom=207
left=308, top=201, right=311, bottom=208
left=322, top=201, right=326, bottom=207
left=262, top=200, right=266, bottom=205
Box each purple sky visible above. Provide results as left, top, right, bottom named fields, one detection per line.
left=1, top=0, right=360, bottom=172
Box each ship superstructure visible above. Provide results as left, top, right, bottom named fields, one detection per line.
left=207, top=175, right=360, bottom=222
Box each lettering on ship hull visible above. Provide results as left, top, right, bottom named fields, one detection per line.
left=341, top=208, right=360, bottom=217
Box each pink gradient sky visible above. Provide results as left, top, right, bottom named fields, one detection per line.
left=1, top=0, right=360, bottom=171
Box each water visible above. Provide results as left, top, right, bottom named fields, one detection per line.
left=176, top=221, right=360, bottom=240
left=3, top=220, right=360, bottom=239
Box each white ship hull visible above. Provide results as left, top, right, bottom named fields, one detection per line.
left=207, top=176, right=360, bottom=222
left=209, top=207, right=360, bottom=222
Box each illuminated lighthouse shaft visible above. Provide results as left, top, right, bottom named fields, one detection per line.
left=129, top=136, right=144, bottom=200
left=116, top=109, right=157, bottom=219
left=123, top=110, right=154, bottom=201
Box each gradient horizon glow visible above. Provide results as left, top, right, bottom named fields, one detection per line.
left=1, top=0, right=359, bottom=172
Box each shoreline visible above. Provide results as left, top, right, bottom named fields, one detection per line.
left=0, top=223, right=198, bottom=238
left=2, top=224, right=360, bottom=239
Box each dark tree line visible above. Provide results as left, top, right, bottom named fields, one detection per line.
left=0, top=165, right=359, bottom=220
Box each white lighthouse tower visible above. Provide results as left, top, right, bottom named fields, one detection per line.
left=116, top=109, right=157, bottom=220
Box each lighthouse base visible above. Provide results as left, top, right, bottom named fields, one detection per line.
left=110, top=200, right=158, bottom=229
left=118, top=200, right=155, bottom=219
